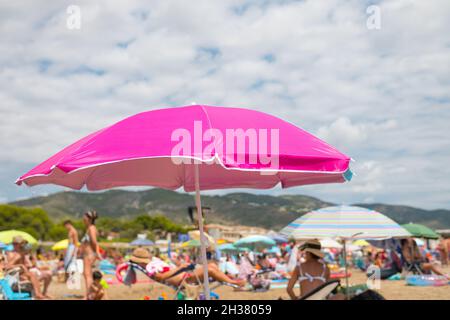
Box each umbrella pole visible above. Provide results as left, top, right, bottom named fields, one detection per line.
left=343, top=240, right=349, bottom=300
left=194, top=163, right=211, bottom=300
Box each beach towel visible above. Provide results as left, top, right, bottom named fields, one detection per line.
left=64, top=244, right=77, bottom=271
left=287, top=245, right=299, bottom=272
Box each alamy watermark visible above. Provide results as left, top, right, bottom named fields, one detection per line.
left=170, top=121, right=280, bottom=174
left=67, top=5, right=81, bottom=30
left=366, top=5, right=381, bottom=30
left=366, top=264, right=381, bottom=290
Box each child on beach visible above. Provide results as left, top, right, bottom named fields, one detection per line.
left=87, top=270, right=108, bottom=300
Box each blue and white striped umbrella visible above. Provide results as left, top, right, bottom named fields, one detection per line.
left=279, top=205, right=411, bottom=240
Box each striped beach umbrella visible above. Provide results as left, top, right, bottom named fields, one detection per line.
left=280, top=205, right=410, bottom=296
left=279, top=205, right=411, bottom=240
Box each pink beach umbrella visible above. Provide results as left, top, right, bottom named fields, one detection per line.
left=16, top=105, right=352, bottom=298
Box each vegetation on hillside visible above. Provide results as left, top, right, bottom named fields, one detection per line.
left=8, top=189, right=450, bottom=230
left=0, top=204, right=189, bottom=242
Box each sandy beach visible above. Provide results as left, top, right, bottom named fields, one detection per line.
left=47, top=266, right=450, bottom=300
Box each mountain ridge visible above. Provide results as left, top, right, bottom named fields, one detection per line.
left=8, top=189, right=450, bottom=230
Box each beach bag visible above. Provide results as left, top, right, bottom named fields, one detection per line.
left=66, top=259, right=82, bottom=290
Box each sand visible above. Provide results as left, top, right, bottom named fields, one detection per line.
left=46, top=267, right=450, bottom=300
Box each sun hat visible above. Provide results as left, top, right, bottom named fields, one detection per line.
left=300, top=239, right=324, bottom=259
left=130, top=247, right=151, bottom=265
left=12, top=235, right=27, bottom=244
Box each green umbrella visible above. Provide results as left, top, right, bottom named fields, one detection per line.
left=401, top=223, right=439, bottom=239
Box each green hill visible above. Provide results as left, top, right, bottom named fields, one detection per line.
left=9, top=189, right=450, bottom=230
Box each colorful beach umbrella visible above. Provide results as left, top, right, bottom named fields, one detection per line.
left=280, top=205, right=410, bottom=296
left=401, top=223, right=439, bottom=239
left=181, top=239, right=212, bottom=248
left=267, top=233, right=289, bottom=244
left=15, top=105, right=352, bottom=299
left=218, top=243, right=246, bottom=253
left=352, top=239, right=370, bottom=247
left=129, top=238, right=154, bottom=246
left=234, top=235, right=276, bottom=251
left=51, top=239, right=69, bottom=251
left=0, top=230, right=38, bottom=245
left=279, top=205, right=411, bottom=240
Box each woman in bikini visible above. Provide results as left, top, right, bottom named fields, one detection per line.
left=80, top=210, right=102, bottom=299
left=287, top=239, right=332, bottom=299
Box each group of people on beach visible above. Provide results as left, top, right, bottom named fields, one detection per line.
left=1, top=209, right=449, bottom=300
left=0, top=210, right=104, bottom=299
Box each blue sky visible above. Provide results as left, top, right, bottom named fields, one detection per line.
left=1, top=0, right=449, bottom=209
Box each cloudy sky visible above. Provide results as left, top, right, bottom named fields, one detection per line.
left=1, top=0, right=449, bottom=209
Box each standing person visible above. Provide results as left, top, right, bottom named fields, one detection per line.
left=437, top=237, right=448, bottom=266
left=80, top=210, right=102, bottom=299
left=63, top=220, right=79, bottom=273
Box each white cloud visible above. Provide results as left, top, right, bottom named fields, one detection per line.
left=0, top=0, right=449, bottom=209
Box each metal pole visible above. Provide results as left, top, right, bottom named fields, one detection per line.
left=194, top=163, right=211, bottom=300
left=343, top=240, right=350, bottom=300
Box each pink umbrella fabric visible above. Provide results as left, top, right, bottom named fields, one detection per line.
left=16, top=104, right=352, bottom=299
left=16, top=105, right=352, bottom=190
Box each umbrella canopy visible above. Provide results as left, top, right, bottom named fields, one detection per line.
left=218, top=243, right=246, bottom=253
left=352, top=239, right=370, bottom=247
left=0, top=230, right=38, bottom=245
left=279, top=205, right=411, bottom=240
left=16, top=105, right=352, bottom=190
left=401, top=223, right=439, bottom=239
left=181, top=239, right=207, bottom=248
left=234, top=235, right=276, bottom=251
left=267, top=233, right=289, bottom=244
left=15, top=105, right=352, bottom=299
left=129, top=238, right=154, bottom=246
left=52, top=239, right=69, bottom=251
left=320, top=238, right=343, bottom=249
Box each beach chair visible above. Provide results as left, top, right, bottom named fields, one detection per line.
left=117, top=261, right=236, bottom=300
left=4, top=267, right=34, bottom=295
left=0, top=278, right=32, bottom=300
left=298, top=280, right=341, bottom=300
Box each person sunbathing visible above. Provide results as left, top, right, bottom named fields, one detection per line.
left=4, top=236, right=49, bottom=299
left=401, top=238, right=449, bottom=279
left=129, top=248, right=245, bottom=288
left=287, top=239, right=345, bottom=300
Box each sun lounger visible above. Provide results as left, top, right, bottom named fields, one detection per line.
left=0, top=278, right=32, bottom=300
left=298, top=280, right=341, bottom=300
